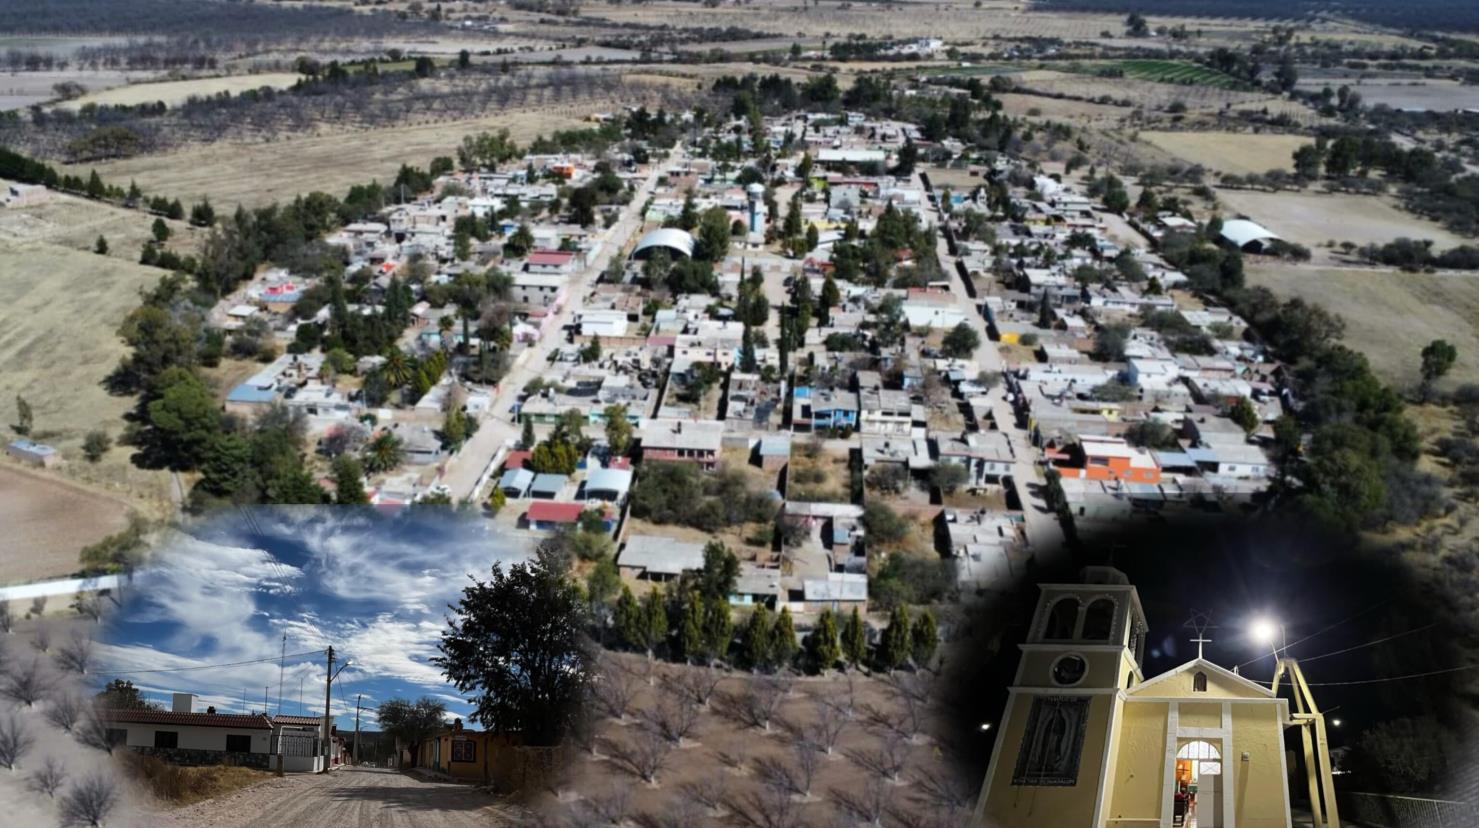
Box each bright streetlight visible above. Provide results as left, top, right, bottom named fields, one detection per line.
left=1250, top=617, right=1278, bottom=645
left=979, top=722, right=993, bottom=732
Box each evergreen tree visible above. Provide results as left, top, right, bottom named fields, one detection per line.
left=742, top=605, right=774, bottom=671
left=151, top=217, right=171, bottom=243
left=739, top=325, right=758, bottom=372
left=701, top=595, right=733, bottom=664
left=773, top=606, right=798, bottom=670
left=94, top=235, right=108, bottom=255
left=614, top=585, right=643, bottom=651
left=126, top=180, right=142, bottom=204
left=640, top=587, right=668, bottom=658
left=85, top=170, right=105, bottom=199
left=680, top=592, right=704, bottom=662
left=806, top=609, right=842, bottom=673
left=911, top=609, right=938, bottom=668
left=12, top=394, right=33, bottom=437
left=520, top=417, right=536, bottom=450
left=877, top=606, right=912, bottom=671
left=842, top=607, right=867, bottom=669
left=332, top=455, right=370, bottom=505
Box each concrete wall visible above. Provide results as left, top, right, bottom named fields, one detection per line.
left=117, top=723, right=270, bottom=754
left=1232, top=704, right=1293, bottom=828
left=1107, top=701, right=1168, bottom=824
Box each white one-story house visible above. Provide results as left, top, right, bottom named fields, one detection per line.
left=101, top=694, right=275, bottom=769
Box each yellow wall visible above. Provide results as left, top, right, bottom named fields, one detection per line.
left=1106, top=701, right=1167, bottom=824
left=981, top=693, right=1115, bottom=827
left=1017, top=650, right=1125, bottom=688
left=1179, top=703, right=1222, bottom=730
left=1147, top=668, right=1264, bottom=699
left=1232, top=705, right=1291, bottom=828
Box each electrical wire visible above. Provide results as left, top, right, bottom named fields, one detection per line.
left=1253, top=663, right=1479, bottom=688
left=1236, top=599, right=1392, bottom=669
left=1293, top=623, right=1437, bottom=666
left=98, top=649, right=325, bottom=676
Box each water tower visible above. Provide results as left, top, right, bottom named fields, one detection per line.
left=746, top=183, right=766, bottom=234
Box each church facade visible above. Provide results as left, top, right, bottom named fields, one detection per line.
left=975, top=567, right=1293, bottom=828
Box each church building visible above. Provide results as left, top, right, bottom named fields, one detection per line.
left=975, top=567, right=1293, bottom=828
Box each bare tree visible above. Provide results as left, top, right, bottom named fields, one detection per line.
left=847, top=732, right=911, bottom=784
left=681, top=776, right=728, bottom=816
left=642, top=691, right=700, bottom=746
left=741, top=675, right=791, bottom=732
left=675, top=664, right=724, bottom=709
left=2, top=657, right=49, bottom=707
left=593, top=660, right=640, bottom=723
left=716, top=740, right=751, bottom=774
left=72, top=714, right=117, bottom=755
left=793, top=741, right=821, bottom=799
left=29, top=622, right=51, bottom=653
left=0, top=713, right=33, bottom=770
left=0, top=602, right=11, bottom=634
left=727, top=782, right=806, bottom=828
left=59, top=773, right=117, bottom=828
left=580, top=782, right=631, bottom=825
left=27, top=755, right=67, bottom=798
left=45, top=693, right=85, bottom=733
left=830, top=782, right=892, bottom=826
left=72, top=595, right=107, bottom=625
left=634, top=797, right=708, bottom=828
left=607, top=725, right=674, bottom=785
left=810, top=699, right=849, bottom=756
left=911, top=765, right=976, bottom=823
left=55, top=632, right=93, bottom=675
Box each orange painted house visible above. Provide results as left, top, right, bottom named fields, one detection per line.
left=1057, top=435, right=1161, bottom=485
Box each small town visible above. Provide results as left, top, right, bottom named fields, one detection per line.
left=2, top=2, right=1478, bottom=827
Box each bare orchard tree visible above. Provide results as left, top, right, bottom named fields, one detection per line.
left=607, top=725, right=674, bottom=786
left=59, top=773, right=117, bottom=828
left=72, top=595, right=107, bottom=625
left=27, top=755, right=67, bottom=798
left=675, top=664, right=724, bottom=709
left=727, top=780, right=807, bottom=828
left=642, top=690, right=701, bottom=746
left=29, top=622, right=51, bottom=653
left=71, top=713, right=117, bottom=755
left=0, top=602, right=11, bottom=634
left=45, top=693, right=85, bottom=733
left=593, top=659, right=641, bottom=723
left=847, top=732, right=911, bottom=785
left=793, top=741, right=822, bottom=799
left=810, top=698, right=850, bottom=756
left=681, top=776, right=729, bottom=817
left=2, top=657, right=49, bottom=707
left=741, top=675, right=791, bottom=732
left=715, top=739, right=752, bottom=774
left=579, top=782, right=631, bottom=826
left=637, top=796, right=709, bottom=828
left=911, top=764, right=977, bottom=825
left=55, top=632, right=93, bottom=675
left=0, top=712, right=34, bottom=770
left=830, top=781, right=893, bottom=827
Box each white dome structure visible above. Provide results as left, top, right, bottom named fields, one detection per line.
left=1219, top=219, right=1282, bottom=254
left=631, top=227, right=695, bottom=260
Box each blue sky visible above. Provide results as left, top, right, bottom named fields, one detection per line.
left=94, top=508, right=534, bottom=732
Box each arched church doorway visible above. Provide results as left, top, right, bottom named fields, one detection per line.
left=1175, top=740, right=1223, bottom=828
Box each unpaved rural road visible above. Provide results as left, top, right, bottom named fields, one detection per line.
left=151, top=767, right=513, bottom=827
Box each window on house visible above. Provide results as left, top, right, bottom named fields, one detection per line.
left=154, top=731, right=179, bottom=749
left=106, top=729, right=128, bottom=747
left=450, top=739, right=476, bottom=762
left=226, top=734, right=253, bottom=753
left=1193, top=671, right=1208, bottom=692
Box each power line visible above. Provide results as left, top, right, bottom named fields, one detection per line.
left=1254, top=663, right=1479, bottom=688
left=1294, top=624, right=1437, bottom=666
left=1236, top=600, right=1392, bottom=669
left=98, top=649, right=324, bottom=676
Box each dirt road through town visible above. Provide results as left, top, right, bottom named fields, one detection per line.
left=150, top=767, right=514, bottom=828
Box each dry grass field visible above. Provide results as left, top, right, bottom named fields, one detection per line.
left=521, top=651, right=975, bottom=827
left=1, top=68, right=146, bottom=110
left=1247, top=265, right=1479, bottom=390
left=0, top=188, right=202, bottom=262
left=1139, top=130, right=1312, bottom=176
left=76, top=107, right=596, bottom=209
left=994, top=92, right=1126, bottom=124
left=0, top=463, right=134, bottom=584
left=56, top=72, right=306, bottom=110
left=1215, top=189, right=1473, bottom=256
left=1018, top=72, right=1272, bottom=113
left=0, top=195, right=178, bottom=509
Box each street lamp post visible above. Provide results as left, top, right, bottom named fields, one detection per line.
left=1252, top=618, right=1340, bottom=828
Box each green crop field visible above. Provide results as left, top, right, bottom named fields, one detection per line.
left=1074, top=59, right=1248, bottom=89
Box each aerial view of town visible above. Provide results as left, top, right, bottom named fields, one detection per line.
left=1, top=0, right=1478, bottom=826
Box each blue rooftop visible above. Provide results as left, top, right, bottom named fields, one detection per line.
left=8, top=439, right=56, bottom=455
left=226, top=384, right=277, bottom=404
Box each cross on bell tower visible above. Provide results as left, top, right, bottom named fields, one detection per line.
left=1184, top=610, right=1216, bottom=660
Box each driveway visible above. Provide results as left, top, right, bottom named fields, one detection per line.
left=151, top=766, right=515, bottom=828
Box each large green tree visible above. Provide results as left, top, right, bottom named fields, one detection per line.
left=876, top=606, right=912, bottom=671
left=374, top=697, right=447, bottom=767
left=146, top=368, right=220, bottom=469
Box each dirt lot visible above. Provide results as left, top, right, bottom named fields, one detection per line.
left=148, top=766, right=513, bottom=828
left=0, top=196, right=176, bottom=507
left=1216, top=189, right=1473, bottom=257
left=0, top=463, right=133, bottom=584
left=1140, top=130, right=1312, bottom=176
left=1247, top=265, right=1479, bottom=390
left=56, top=72, right=305, bottom=110
left=522, top=652, right=976, bottom=827
left=74, top=107, right=597, bottom=209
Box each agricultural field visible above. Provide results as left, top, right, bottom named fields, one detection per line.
left=1296, top=76, right=1479, bottom=113
left=1018, top=71, right=1273, bottom=114
left=1247, top=265, right=1479, bottom=390
left=1139, top=130, right=1312, bottom=176
left=55, top=72, right=305, bottom=110
left=74, top=104, right=607, bottom=209
left=1081, top=59, right=1248, bottom=90
left=0, top=198, right=176, bottom=513
left=0, top=68, right=144, bottom=110
left=1214, top=189, right=1473, bottom=259
left=0, top=187, right=202, bottom=259
left=0, top=464, right=133, bottom=584
left=521, top=652, right=976, bottom=827
left=994, top=91, right=1127, bottom=124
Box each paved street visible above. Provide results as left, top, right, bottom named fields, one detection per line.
left=921, top=174, right=1068, bottom=566
left=437, top=148, right=682, bottom=502
left=151, top=766, right=513, bottom=828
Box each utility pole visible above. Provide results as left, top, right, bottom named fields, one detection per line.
left=277, top=632, right=286, bottom=715
left=354, top=694, right=363, bottom=767
left=321, top=646, right=334, bottom=773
